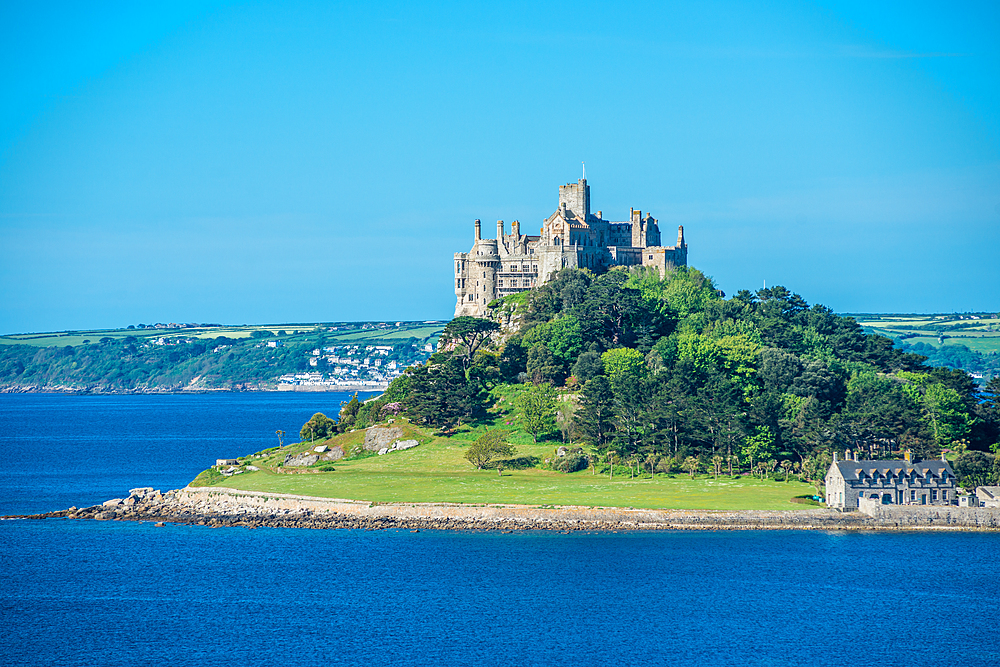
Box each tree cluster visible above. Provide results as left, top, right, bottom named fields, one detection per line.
left=397, top=266, right=1000, bottom=478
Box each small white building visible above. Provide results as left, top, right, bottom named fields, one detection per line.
left=825, top=450, right=957, bottom=510
left=976, top=486, right=1000, bottom=508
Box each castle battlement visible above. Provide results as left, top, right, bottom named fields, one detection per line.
left=454, top=179, right=687, bottom=317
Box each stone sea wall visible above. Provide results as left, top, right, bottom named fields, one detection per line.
left=14, top=486, right=1000, bottom=532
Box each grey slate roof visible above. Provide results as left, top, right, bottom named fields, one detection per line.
left=832, top=459, right=954, bottom=482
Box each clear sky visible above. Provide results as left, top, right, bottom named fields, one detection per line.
left=1, top=0, right=998, bottom=334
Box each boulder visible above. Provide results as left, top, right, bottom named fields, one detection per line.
left=314, top=445, right=328, bottom=453
left=283, top=452, right=320, bottom=467
left=394, top=439, right=419, bottom=451
left=378, top=448, right=389, bottom=456
left=103, top=498, right=123, bottom=507
left=364, top=426, right=403, bottom=452
left=320, top=446, right=344, bottom=462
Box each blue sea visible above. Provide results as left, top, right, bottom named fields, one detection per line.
left=1, top=394, right=998, bottom=667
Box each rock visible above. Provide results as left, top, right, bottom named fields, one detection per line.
left=313, top=445, right=328, bottom=453
left=154, top=522, right=165, bottom=527
left=557, top=447, right=567, bottom=457
left=320, top=446, right=344, bottom=461
left=364, top=426, right=403, bottom=452
left=103, top=498, right=123, bottom=507
left=283, top=452, right=319, bottom=467
left=378, top=448, right=389, bottom=456
left=394, top=439, right=419, bottom=451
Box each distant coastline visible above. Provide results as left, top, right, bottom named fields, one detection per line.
left=0, top=382, right=385, bottom=395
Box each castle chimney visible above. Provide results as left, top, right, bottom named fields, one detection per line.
left=474, top=219, right=481, bottom=241
left=497, top=220, right=504, bottom=240
left=833, top=451, right=838, bottom=463
left=677, top=225, right=685, bottom=247
left=904, top=450, right=912, bottom=464
left=845, top=449, right=851, bottom=462
left=512, top=220, right=520, bottom=236
left=853, top=451, right=858, bottom=462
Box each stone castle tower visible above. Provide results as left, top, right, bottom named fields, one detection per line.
left=454, top=178, right=687, bottom=317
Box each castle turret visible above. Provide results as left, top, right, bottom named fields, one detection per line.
left=558, top=179, right=590, bottom=219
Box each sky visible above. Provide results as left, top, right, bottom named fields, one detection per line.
left=1, top=0, right=998, bottom=334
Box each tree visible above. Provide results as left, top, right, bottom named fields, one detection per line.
left=465, top=430, right=516, bottom=469
left=300, top=413, right=335, bottom=442
left=575, top=376, right=616, bottom=449
left=802, top=451, right=832, bottom=497
left=711, top=455, right=724, bottom=478
left=515, top=382, right=557, bottom=442
left=441, top=316, right=500, bottom=372
left=742, top=426, right=777, bottom=476
left=527, top=343, right=563, bottom=385
left=601, top=347, right=647, bottom=392
left=683, top=456, right=700, bottom=478
left=953, top=451, right=995, bottom=489
left=338, top=393, right=361, bottom=431
left=406, top=355, right=483, bottom=428
left=781, top=459, right=793, bottom=482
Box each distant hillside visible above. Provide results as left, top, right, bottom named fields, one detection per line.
left=0, top=321, right=444, bottom=393
left=848, top=313, right=1000, bottom=380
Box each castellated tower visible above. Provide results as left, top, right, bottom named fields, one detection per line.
left=558, top=179, right=590, bottom=219
left=454, top=179, right=688, bottom=317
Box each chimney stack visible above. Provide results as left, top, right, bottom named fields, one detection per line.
left=474, top=219, right=481, bottom=241
left=497, top=220, right=504, bottom=240
left=904, top=450, right=912, bottom=464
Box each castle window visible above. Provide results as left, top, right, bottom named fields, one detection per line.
left=498, top=280, right=503, bottom=287
left=649, top=255, right=653, bottom=260
left=522, top=264, right=529, bottom=272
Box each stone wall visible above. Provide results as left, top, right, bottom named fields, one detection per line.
left=857, top=498, right=1000, bottom=528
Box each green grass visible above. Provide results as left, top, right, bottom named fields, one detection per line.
left=193, top=421, right=817, bottom=511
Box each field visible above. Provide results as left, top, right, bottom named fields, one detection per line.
left=193, top=420, right=818, bottom=511
left=850, top=313, right=1000, bottom=354
left=0, top=321, right=446, bottom=348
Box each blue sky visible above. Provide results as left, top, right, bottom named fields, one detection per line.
left=1, top=0, right=998, bottom=334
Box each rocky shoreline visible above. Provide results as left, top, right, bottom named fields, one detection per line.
left=9, top=486, right=1000, bottom=532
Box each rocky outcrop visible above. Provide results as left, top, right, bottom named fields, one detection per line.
left=378, top=439, right=418, bottom=456
left=320, top=446, right=344, bottom=461
left=283, top=453, right=319, bottom=467
left=363, top=426, right=403, bottom=452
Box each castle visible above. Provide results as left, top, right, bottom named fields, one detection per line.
left=454, top=178, right=687, bottom=317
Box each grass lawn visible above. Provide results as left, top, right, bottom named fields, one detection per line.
left=194, top=422, right=819, bottom=511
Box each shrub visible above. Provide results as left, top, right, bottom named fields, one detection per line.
left=552, top=452, right=588, bottom=473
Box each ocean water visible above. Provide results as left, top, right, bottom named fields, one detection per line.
left=1, top=394, right=999, bottom=667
